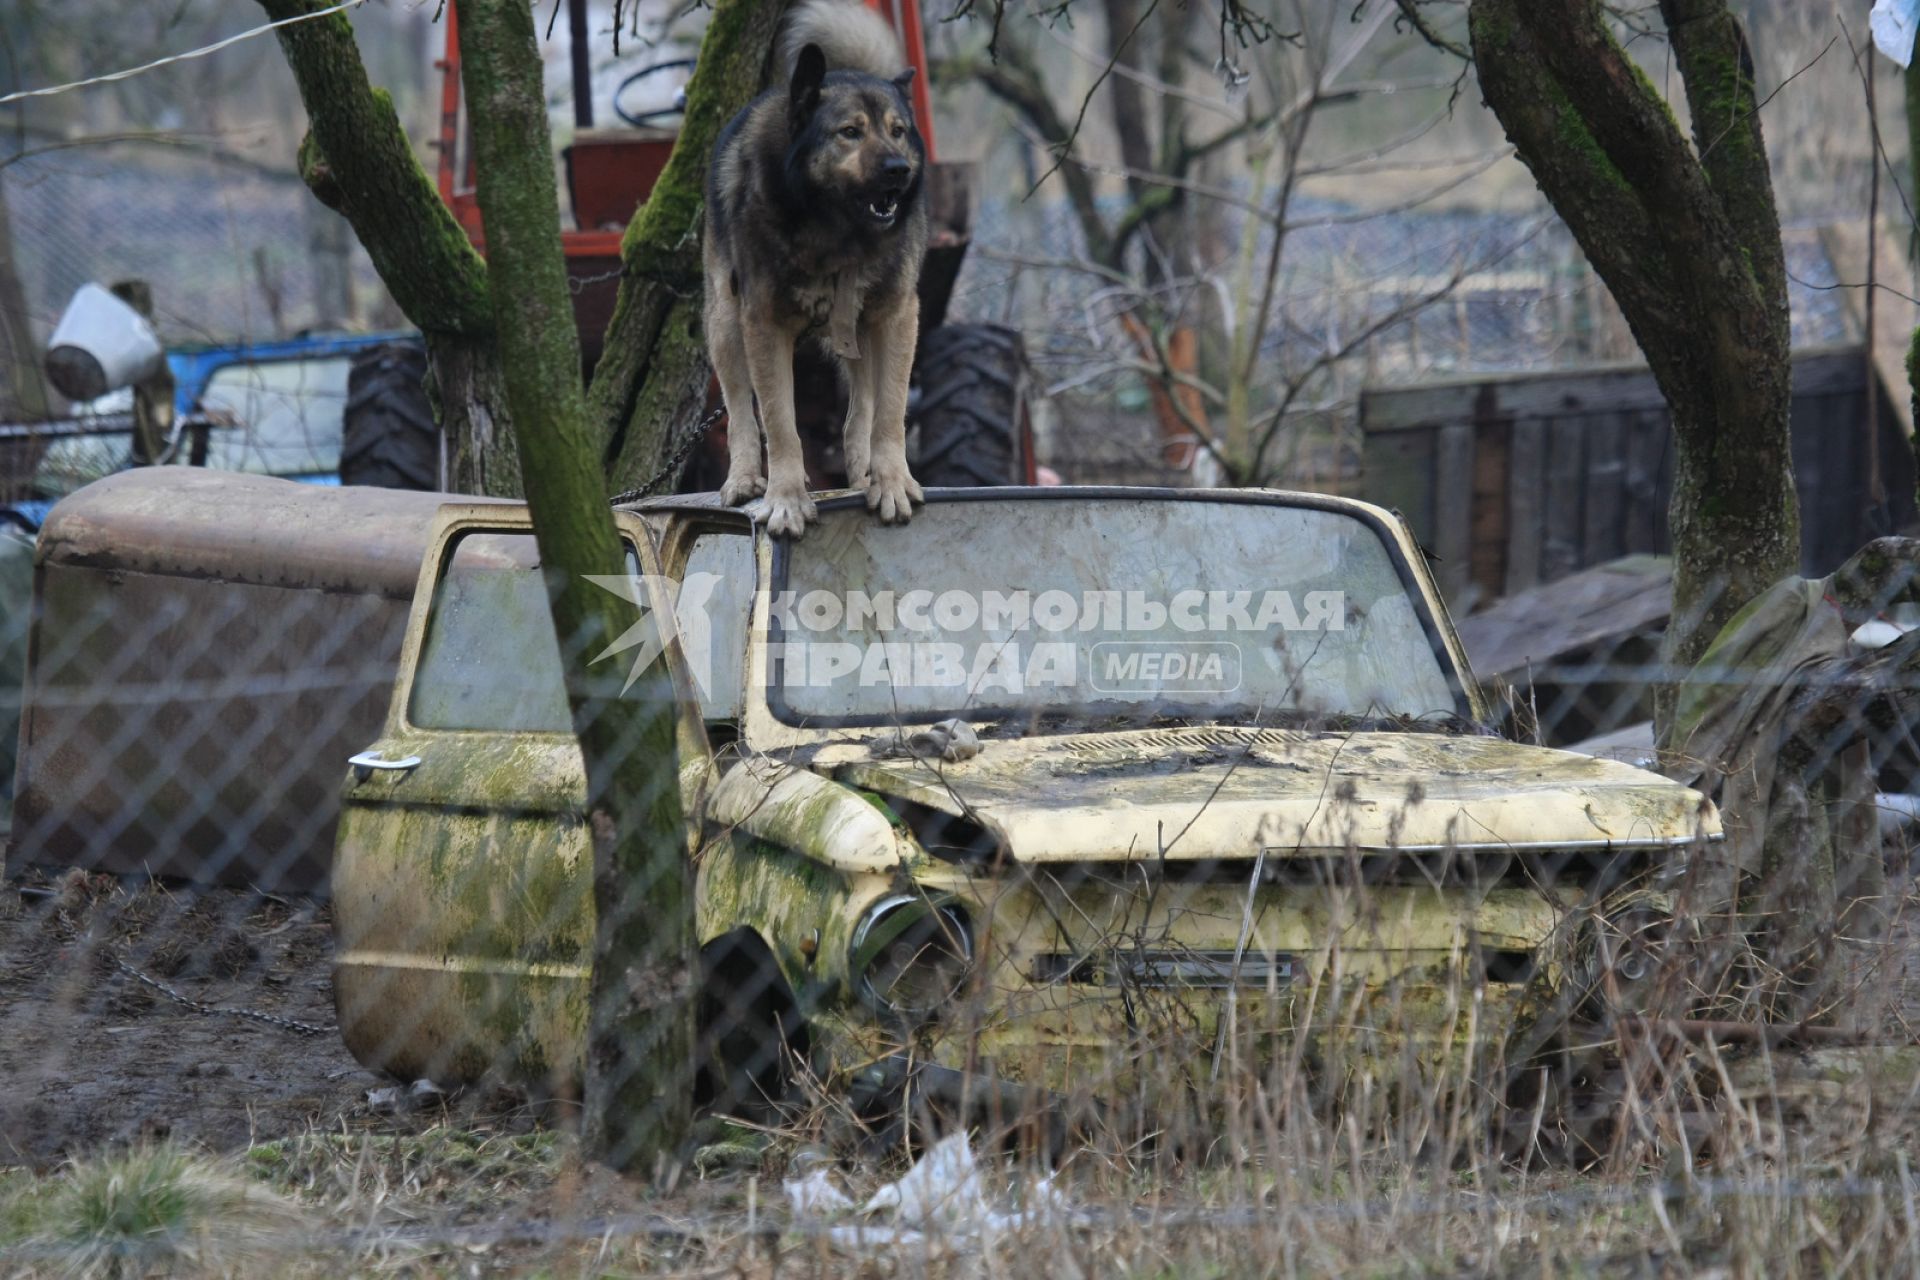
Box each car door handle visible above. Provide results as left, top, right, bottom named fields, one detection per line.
left=348, top=749, right=422, bottom=772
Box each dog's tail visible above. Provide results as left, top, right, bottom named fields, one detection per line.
left=780, top=0, right=906, bottom=80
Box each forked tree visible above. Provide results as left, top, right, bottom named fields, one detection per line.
left=257, top=0, right=788, bottom=497
left=1461, top=0, right=1800, bottom=738
left=253, top=0, right=799, bottom=1171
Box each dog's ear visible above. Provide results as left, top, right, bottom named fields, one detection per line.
left=892, top=67, right=916, bottom=93
left=790, top=44, right=826, bottom=127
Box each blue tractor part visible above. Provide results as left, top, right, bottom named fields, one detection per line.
left=5, top=328, right=425, bottom=533
left=165, top=330, right=419, bottom=426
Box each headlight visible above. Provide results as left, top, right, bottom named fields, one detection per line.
left=1569, top=893, right=1675, bottom=1012
left=850, top=894, right=973, bottom=1023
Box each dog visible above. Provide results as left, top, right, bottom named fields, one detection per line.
left=703, top=0, right=928, bottom=537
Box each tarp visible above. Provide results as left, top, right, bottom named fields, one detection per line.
left=1670, top=570, right=1885, bottom=1001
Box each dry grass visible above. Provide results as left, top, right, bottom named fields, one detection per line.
left=0, top=1144, right=313, bottom=1278
left=9, top=865, right=1920, bottom=1275
left=7, top=1038, right=1920, bottom=1276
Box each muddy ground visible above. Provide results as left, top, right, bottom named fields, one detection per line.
left=0, top=871, right=496, bottom=1171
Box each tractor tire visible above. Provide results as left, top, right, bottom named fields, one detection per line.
left=911, top=323, right=1033, bottom=487
left=340, top=342, right=438, bottom=490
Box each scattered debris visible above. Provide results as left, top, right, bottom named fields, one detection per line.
left=783, top=1164, right=855, bottom=1217
left=875, top=717, right=981, bottom=763
left=365, top=1079, right=448, bottom=1115
left=782, top=1134, right=1073, bottom=1247
left=1455, top=556, right=1670, bottom=746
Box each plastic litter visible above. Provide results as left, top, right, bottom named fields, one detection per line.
left=365, top=1078, right=447, bottom=1114
left=784, top=1166, right=856, bottom=1216
left=1873, top=0, right=1920, bottom=67
left=781, top=1133, right=1074, bottom=1249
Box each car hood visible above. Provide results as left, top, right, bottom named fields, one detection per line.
left=823, top=726, right=1717, bottom=862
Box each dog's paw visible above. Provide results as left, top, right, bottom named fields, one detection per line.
left=865, top=460, right=924, bottom=525
left=762, top=481, right=818, bottom=539
left=719, top=472, right=767, bottom=506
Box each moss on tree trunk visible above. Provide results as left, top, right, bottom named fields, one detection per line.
left=590, top=0, right=791, bottom=490
left=261, top=0, right=789, bottom=498
left=458, top=0, right=695, bottom=1173
left=1468, top=0, right=1799, bottom=743
left=260, top=0, right=520, bottom=496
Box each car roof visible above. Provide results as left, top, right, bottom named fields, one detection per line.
left=617, top=485, right=1397, bottom=521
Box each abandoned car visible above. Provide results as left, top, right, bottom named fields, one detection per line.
left=331, top=488, right=1721, bottom=1103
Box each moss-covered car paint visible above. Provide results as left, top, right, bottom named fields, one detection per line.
left=332, top=491, right=1722, bottom=1100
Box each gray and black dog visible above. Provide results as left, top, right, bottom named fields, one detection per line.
left=704, top=0, right=928, bottom=537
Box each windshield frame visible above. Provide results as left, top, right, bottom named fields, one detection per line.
left=758, top=487, right=1479, bottom=734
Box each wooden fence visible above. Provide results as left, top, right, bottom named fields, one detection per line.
left=1360, top=346, right=1915, bottom=608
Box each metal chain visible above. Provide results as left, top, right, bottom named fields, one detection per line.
left=112, top=956, right=336, bottom=1038
left=568, top=265, right=628, bottom=296
left=608, top=406, right=725, bottom=506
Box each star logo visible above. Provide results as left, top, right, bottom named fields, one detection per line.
left=583, top=570, right=723, bottom=699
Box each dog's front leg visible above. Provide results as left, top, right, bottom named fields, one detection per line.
left=709, top=283, right=766, bottom=505
left=863, top=293, right=924, bottom=524
left=742, top=311, right=816, bottom=537
left=841, top=354, right=876, bottom=489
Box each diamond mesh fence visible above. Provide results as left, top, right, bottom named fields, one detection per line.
left=3, top=470, right=1920, bottom=1273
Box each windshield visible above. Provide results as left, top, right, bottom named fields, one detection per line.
left=767, top=493, right=1464, bottom=729
left=198, top=357, right=351, bottom=476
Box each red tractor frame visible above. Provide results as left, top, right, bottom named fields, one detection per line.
left=426, top=0, right=1035, bottom=491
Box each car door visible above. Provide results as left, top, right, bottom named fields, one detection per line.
left=330, top=503, right=708, bottom=1098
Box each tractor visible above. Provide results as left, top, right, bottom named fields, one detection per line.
left=360, top=0, right=1038, bottom=493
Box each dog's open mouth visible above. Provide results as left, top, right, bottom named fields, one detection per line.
left=866, top=193, right=901, bottom=226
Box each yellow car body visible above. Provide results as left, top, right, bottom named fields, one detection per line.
left=331, top=488, right=1719, bottom=1100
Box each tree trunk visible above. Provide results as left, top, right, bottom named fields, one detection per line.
left=603, top=295, right=712, bottom=491
left=0, top=173, right=48, bottom=420
left=260, top=0, right=520, bottom=496
left=589, top=0, right=790, bottom=491
left=1906, top=58, right=1920, bottom=507
left=426, top=330, right=519, bottom=496
left=1468, top=0, right=1799, bottom=744
left=458, top=0, right=696, bottom=1175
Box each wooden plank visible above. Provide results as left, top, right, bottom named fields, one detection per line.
left=1361, top=427, right=1436, bottom=544
left=1433, top=423, right=1475, bottom=603
left=1362, top=364, right=1670, bottom=433
left=1791, top=348, right=1878, bottom=398
left=1505, top=417, right=1546, bottom=594
left=1622, top=409, right=1669, bottom=555
left=1580, top=413, right=1627, bottom=566
left=1786, top=382, right=1832, bottom=575
left=1362, top=345, right=1869, bottom=434
left=1542, top=417, right=1586, bottom=584
left=1816, top=221, right=1915, bottom=437
left=1470, top=418, right=1510, bottom=601
left=1454, top=555, right=1672, bottom=683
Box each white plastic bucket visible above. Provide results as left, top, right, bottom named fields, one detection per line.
left=44, top=283, right=164, bottom=403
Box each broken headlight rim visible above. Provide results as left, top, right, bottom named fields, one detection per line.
left=1570, top=892, right=1676, bottom=1006
left=849, top=893, right=974, bottom=1025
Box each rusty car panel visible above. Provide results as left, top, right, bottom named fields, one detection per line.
left=10, top=469, right=497, bottom=891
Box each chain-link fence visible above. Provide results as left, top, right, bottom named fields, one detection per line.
left=7, top=469, right=1920, bottom=1273
left=2, top=135, right=380, bottom=357
left=955, top=205, right=1875, bottom=491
